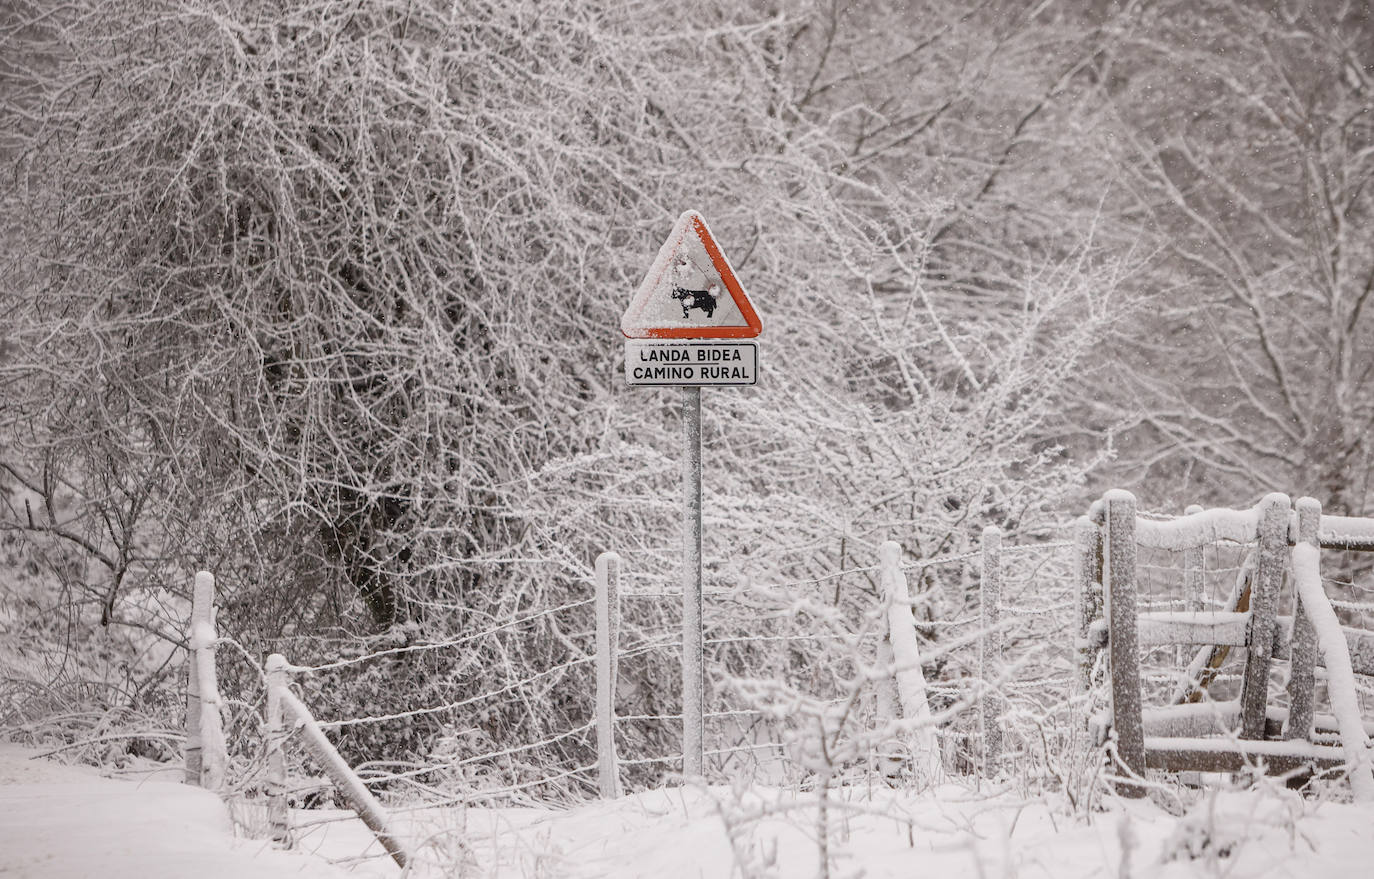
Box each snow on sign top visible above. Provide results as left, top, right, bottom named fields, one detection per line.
left=620, top=211, right=761, bottom=339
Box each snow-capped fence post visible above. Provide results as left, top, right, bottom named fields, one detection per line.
left=1289, top=506, right=1374, bottom=800
left=278, top=689, right=409, bottom=869
left=1075, top=513, right=1104, bottom=697
left=594, top=551, right=623, bottom=798
left=185, top=570, right=223, bottom=787
left=265, top=653, right=291, bottom=846
left=1238, top=494, right=1289, bottom=740
left=1283, top=499, right=1320, bottom=743
left=979, top=526, right=1004, bottom=774
left=1102, top=490, right=1145, bottom=796
left=192, top=582, right=227, bottom=792
left=1181, top=505, right=1205, bottom=667
left=879, top=541, right=939, bottom=778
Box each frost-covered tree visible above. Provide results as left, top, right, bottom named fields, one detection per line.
left=1, top=0, right=1120, bottom=769
left=1080, top=0, right=1374, bottom=514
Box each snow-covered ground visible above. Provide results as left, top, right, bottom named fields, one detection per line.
left=0, top=743, right=370, bottom=878
left=4, top=742, right=1374, bottom=878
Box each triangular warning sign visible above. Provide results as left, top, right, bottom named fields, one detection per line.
left=621, top=211, right=762, bottom=339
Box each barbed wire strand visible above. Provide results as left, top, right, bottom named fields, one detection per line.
left=287, top=597, right=596, bottom=674
left=316, top=653, right=597, bottom=728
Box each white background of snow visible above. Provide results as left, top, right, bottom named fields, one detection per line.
left=8, top=743, right=1374, bottom=878
left=0, top=742, right=375, bottom=879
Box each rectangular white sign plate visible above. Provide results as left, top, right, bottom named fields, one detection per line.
left=624, top=340, right=758, bottom=387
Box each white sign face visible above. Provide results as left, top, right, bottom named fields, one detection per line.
left=624, top=340, right=758, bottom=387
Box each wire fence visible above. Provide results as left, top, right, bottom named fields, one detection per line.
left=185, top=530, right=1088, bottom=851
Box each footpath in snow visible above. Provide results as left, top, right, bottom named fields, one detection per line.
left=0, top=743, right=379, bottom=879
left=5, top=741, right=1374, bottom=878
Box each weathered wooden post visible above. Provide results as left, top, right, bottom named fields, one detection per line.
left=279, top=692, right=409, bottom=869
left=1103, top=490, right=1145, bottom=796
left=1238, top=494, right=1289, bottom=740
left=1284, top=498, right=1320, bottom=742
left=265, top=653, right=291, bottom=846
left=979, top=526, right=1004, bottom=774
left=185, top=570, right=215, bottom=785
left=193, top=603, right=227, bottom=791
left=1181, top=504, right=1205, bottom=667
left=1075, top=513, right=1104, bottom=697
left=1290, top=506, right=1374, bottom=800
left=595, top=551, right=623, bottom=798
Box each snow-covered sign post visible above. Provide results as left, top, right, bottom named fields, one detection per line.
left=621, top=210, right=762, bottom=778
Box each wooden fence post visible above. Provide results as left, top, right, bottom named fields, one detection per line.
left=185, top=570, right=214, bottom=785
left=979, top=526, right=1004, bottom=774
left=595, top=551, right=623, bottom=798
left=279, top=691, right=409, bottom=869
left=1103, top=490, right=1145, bottom=796
left=1182, top=505, right=1205, bottom=667
left=1074, top=515, right=1104, bottom=696
left=1239, top=494, right=1290, bottom=740
left=1284, top=498, right=1320, bottom=742
left=194, top=599, right=227, bottom=792
left=265, top=654, right=291, bottom=846
left=880, top=541, right=938, bottom=775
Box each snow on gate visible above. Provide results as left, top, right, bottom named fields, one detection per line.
left=1079, top=490, right=1374, bottom=799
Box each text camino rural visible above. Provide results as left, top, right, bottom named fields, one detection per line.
left=631, top=345, right=750, bottom=382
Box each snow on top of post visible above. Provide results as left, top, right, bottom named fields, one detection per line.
left=879, top=540, right=902, bottom=568
left=191, top=571, right=215, bottom=630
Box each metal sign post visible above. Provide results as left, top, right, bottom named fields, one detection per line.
left=682, top=386, right=704, bottom=777
left=620, top=210, right=761, bottom=782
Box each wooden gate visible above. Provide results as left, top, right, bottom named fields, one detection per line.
left=1077, top=491, right=1374, bottom=797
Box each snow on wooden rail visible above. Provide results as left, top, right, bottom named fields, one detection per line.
left=1139, top=699, right=1374, bottom=742
left=1080, top=491, right=1374, bottom=801
left=1122, top=496, right=1374, bottom=552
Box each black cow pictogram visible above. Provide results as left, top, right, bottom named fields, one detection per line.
left=670, top=285, right=717, bottom=319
